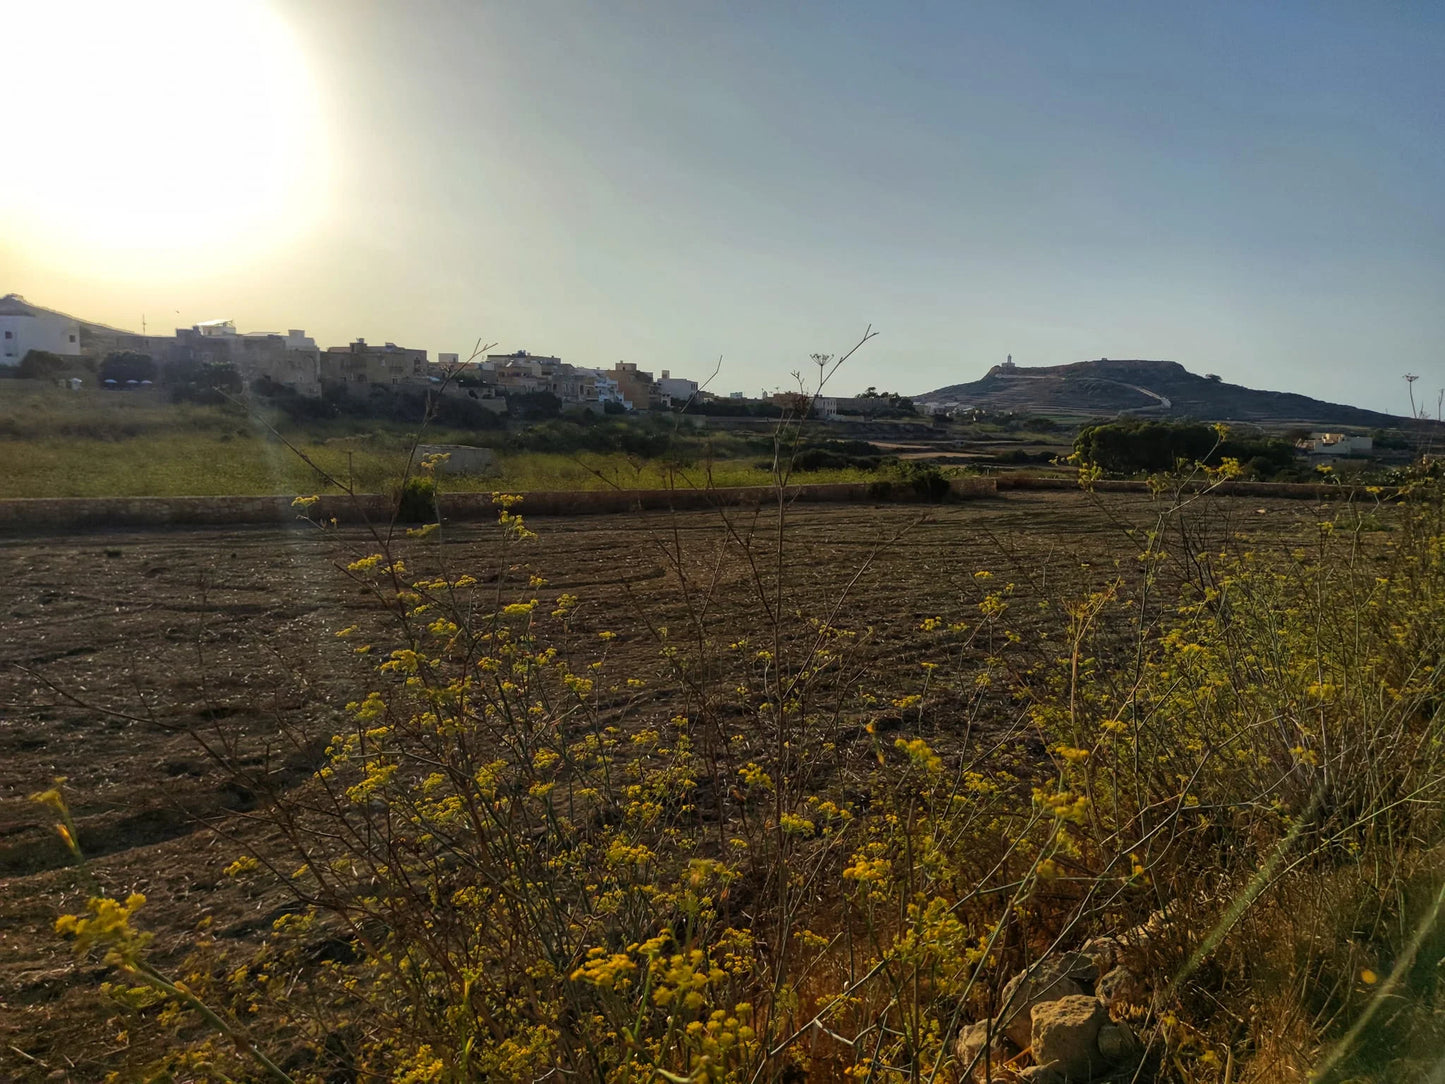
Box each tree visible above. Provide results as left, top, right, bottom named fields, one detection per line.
left=508, top=390, right=563, bottom=420
left=18, top=350, right=69, bottom=380
left=852, top=387, right=916, bottom=418
left=1073, top=419, right=1298, bottom=478
left=164, top=357, right=243, bottom=398
left=99, top=351, right=157, bottom=385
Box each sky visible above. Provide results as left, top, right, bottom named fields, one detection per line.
left=3, top=0, right=1443, bottom=411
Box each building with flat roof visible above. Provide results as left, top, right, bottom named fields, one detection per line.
left=322, top=339, right=429, bottom=392
left=0, top=294, right=82, bottom=365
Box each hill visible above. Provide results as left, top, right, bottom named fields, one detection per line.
left=916, top=358, right=1410, bottom=428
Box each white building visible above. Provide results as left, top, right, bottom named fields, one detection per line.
left=0, top=294, right=82, bottom=366
left=1304, top=433, right=1374, bottom=456
left=656, top=369, right=699, bottom=406
left=578, top=368, right=629, bottom=408
left=192, top=318, right=238, bottom=338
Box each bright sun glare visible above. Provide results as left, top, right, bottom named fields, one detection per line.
left=4, top=0, right=324, bottom=269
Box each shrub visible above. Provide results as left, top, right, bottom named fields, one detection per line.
left=992, top=448, right=1055, bottom=465
left=506, top=417, right=678, bottom=459
left=98, top=351, right=157, bottom=385
left=765, top=447, right=882, bottom=472
left=508, top=390, right=564, bottom=419
left=394, top=474, right=437, bottom=523
left=17, top=349, right=70, bottom=380
left=165, top=358, right=244, bottom=402
left=1073, top=418, right=1298, bottom=478
left=899, top=461, right=949, bottom=500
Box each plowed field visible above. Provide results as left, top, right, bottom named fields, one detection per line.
left=0, top=491, right=1328, bottom=1079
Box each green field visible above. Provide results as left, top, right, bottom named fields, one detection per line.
left=0, top=384, right=905, bottom=497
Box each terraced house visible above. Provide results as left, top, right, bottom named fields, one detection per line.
left=482, top=350, right=632, bottom=409
left=171, top=321, right=323, bottom=398
left=321, top=339, right=429, bottom=392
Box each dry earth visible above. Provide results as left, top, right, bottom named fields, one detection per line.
left=0, top=491, right=1330, bottom=1080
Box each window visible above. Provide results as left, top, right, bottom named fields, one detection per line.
left=3, top=330, right=10, bottom=338
left=69, top=334, right=77, bottom=343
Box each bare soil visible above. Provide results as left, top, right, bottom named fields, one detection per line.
left=0, top=491, right=1328, bottom=1080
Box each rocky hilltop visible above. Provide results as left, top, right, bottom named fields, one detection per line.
left=916, top=359, right=1405, bottom=427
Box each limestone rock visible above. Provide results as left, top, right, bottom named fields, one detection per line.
left=1080, top=935, right=1123, bottom=975
left=1097, top=1018, right=1139, bottom=1062
left=1096, top=965, right=1144, bottom=1008
left=1031, top=994, right=1109, bottom=1081
left=1054, top=949, right=1101, bottom=985
left=997, top=959, right=1090, bottom=1048
left=954, top=1019, right=1016, bottom=1081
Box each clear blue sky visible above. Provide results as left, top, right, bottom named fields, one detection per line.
left=6, top=1, right=1442, bottom=412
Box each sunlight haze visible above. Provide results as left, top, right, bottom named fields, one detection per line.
left=4, top=0, right=1442, bottom=410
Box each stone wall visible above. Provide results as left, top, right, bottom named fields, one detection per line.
left=0, top=495, right=392, bottom=531
left=0, top=474, right=1383, bottom=532
left=0, top=478, right=999, bottom=532
left=991, top=474, right=1384, bottom=499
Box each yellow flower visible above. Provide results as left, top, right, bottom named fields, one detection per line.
left=739, top=763, right=774, bottom=790
left=570, top=949, right=638, bottom=989
left=224, top=856, right=259, bottom=878
left=29, top=787, right=66, bottom=815
left=779, top=812, right=816, bottom=837
left=842, top=854, right=891, bottom=885
left=895, top=737, right=942, bottom=774
left=55, top=894, right=150, bottom=967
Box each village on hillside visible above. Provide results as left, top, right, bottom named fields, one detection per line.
left=0, top=293, right=1412, bottom=476
left=0, top=293, right=918, bottom=421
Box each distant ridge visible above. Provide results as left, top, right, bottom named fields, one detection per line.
left=915, top=359, right=1412, bottom=428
